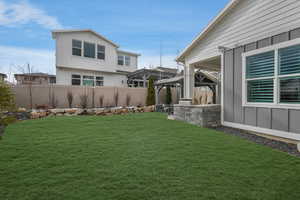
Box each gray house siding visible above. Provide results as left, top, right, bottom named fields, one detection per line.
left=224, top=27, right=300, bottom=134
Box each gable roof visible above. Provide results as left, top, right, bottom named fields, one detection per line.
left=52, top=29, right=119, bottom=48
left=176, top=0, right=241, bottom=62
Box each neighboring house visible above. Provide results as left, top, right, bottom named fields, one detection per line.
left=0, top=73, right=7, bottom=82
left=52, top=29, right=140, bottom=87
left=14, top=73, right=56, bottom=85
left=176, top=0, right=300, bottom=141
left=127, top=67, right=178, bottom=88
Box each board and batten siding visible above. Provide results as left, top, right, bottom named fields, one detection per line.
left=186, top=0, right=300, bottom=65
left=224, top=28, right=300, bottom=134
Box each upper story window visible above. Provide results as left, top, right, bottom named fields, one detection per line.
left=84, top=42, right=95, bottom=58
left=72, top=40, right=82, bottom=56
left=97, top=45, right=105, bottom=60
left=118, top=55, right=124, bottom=65
left=125, top=56, right=130, bottom=66
left=243, top=39, right=300, bottom=108
left=118, top=55, right=131, bottom=66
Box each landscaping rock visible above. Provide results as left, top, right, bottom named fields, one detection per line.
left=31, top=112, right=40, bottom=119
left=17, top=107, right=27, bottom=112
left=50, top=109, right=65, bottom=114
left=65, top=108, right=77, bottom=115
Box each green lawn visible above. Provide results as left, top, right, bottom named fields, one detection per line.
left=1, top=113, right=300, bottom=200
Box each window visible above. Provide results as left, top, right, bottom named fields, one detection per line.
left=243, top=39, right=300, bottom=108
left=72, top=40, right=82, bottom=56
left=97, top=45, right=105, bottom=60
left=83, top=75, right=94, bottom=86
left=72, top=75, right=81, bottom=85
left=246, top=51, right=275, bottom=103
left=96, top=76, right=104, bottom=86
left=118, top=55, right=124, bottom=65
left=84, top=42, right=95, bottom=58
left=125, top=56, right=130, bottom=66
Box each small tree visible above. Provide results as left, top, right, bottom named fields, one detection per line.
left=114, top=90, right=119, bottom=107
left=50, top=92, right=58, bottom=108
left=146, top=77, right=155, bottom=106
left=126, top=94, right=131, bottom=107
left=67, top=91, right=74, bottom=108
left=80, top=94, right=88, bottom=109
left=99, top=95, right=104, bottom=108
left=0, top=81, right=16, bottom=137
left=166, top=86, right=172, bottom=105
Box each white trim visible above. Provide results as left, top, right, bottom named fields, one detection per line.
left=223, top=121, right=300, bottom=141
left=52, top=29, right=120, bottom=48
left=242, top=38, right=300, bottom=109
left=176, top=0, right=240, bottom=62
left=221, top=52, right=225, bottom=124
left=243, top=38, right=300, bottom=57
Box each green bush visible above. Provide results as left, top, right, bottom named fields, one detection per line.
left=0, top=81, right=15, bottom=112
left=146, top=77, right=155, bottom=106
left=0, top=81, right=16, bottom=137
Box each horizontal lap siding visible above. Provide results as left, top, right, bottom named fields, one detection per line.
left=187, top=0, right=300, bottom=63
left=224, top=28, right=300, bottom=134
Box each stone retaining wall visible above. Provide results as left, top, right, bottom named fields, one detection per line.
left=173, top=104, right=221, bottom=128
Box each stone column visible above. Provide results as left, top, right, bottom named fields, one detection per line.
left=180, top=64, right=194, bottom=105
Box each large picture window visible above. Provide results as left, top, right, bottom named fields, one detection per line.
left=84, top=42, right=95, bottom=58
left=243, top=39, right=300, bottom=108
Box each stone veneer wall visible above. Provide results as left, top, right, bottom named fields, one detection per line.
left=173, top=104, right=221, bottom=128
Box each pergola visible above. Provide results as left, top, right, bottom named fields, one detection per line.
left=127, top=68, right=177, bottom=88
left=155, top=70, right=219, bottom=104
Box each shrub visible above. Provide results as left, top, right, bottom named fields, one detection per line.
left=80, top=94, right=88, bottom=109
left=99, top=95, right=104, bottom=108
left=114, top=90, right=119, bottom=107
left=126, top=94, right=131, bottom=107
left=166, top=86, right=172, bottom=105
left=50, top=92, right=58, bottom=108
left=0, top=81, right=16, bottom=138
left=67, top=91, right=74, bottom=108
left=146, top=77, right=155, bottom=106
left=0, top=81, right=15, bottom=112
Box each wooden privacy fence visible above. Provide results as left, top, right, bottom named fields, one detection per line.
left=11, top=85, right=148, bottom=109
left=11, top=85, right=213, bottom=109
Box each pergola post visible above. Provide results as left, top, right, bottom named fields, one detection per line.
left=155, top=86, right=159, bottom=105
left=180, top=64, right=194, bottom=105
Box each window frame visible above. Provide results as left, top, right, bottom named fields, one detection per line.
left=97, top=45, right=105, bottom=60
left=95, top=76, right=104, bottom=86
left=71, top=74, right=81, bottom=86
left=72, top=39, right=82, bottom=56
left=118, top=55, right=124, bottom=65
left=242, top=38, right=300, bottom=110
left=125, top=55, right=131, bottom=66
left=83, top=41, right=96, bottom=59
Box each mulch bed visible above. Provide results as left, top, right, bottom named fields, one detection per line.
left=212, top=126, right=300, bottom=158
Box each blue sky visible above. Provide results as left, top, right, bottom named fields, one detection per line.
left=0, top=0, right=229, bottom=78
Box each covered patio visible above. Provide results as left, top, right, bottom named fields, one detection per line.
left=172, top=55, right=222, bottom=128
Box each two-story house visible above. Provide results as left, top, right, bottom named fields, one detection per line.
left=52, top=29, right=140, bottom=87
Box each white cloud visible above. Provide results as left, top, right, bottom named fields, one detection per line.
left=0, top=0, right=63, bottom=29
left=0, top=45, right=55, bottom=82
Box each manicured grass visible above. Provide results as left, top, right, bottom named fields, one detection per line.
left=1, top=113, right=300, bottom=200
